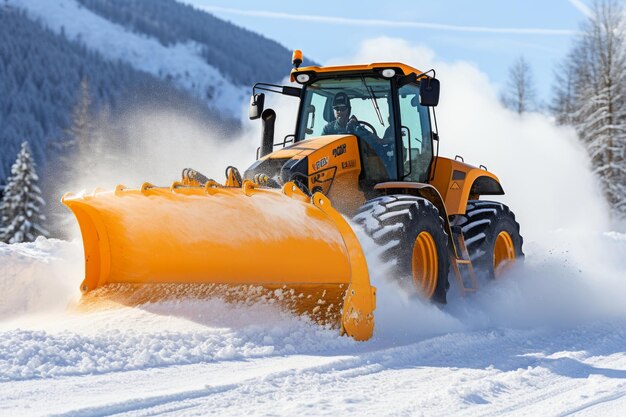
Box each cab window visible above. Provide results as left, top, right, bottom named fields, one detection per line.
left=298, top=76, right=398, bottom=181
left=398, top=83, right=433, bottom=182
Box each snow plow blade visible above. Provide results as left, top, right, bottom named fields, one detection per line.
left=62, top=180, right=376, bottom=341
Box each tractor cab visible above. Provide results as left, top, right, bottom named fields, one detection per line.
left=295, top=73, right=437, bottom=184
left=249, top=53, right=441, bottom=189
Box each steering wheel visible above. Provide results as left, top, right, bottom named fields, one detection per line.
left=357, top=120, right=378, bottom=137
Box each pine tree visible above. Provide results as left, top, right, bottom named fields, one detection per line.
left=0, top=141, right=49, bottom=243
left=552, top=0, right=626, bottom=218
left=500, top=56, right=537, bottom=114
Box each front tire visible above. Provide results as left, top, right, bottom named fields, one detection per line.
left=353, top=195, right=450, bottom=303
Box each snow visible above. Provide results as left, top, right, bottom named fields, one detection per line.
left=10, top=0, right=247, bottom=117
left=378, top=208, right=411, bottom=221
left=1, top=226, right=625, bottom=416
left=0, top=238, right=80, bottom=320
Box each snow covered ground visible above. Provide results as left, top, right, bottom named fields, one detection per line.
left=1, top=227, right=625, bottom=416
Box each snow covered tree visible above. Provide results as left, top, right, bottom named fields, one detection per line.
left=0, top=142, right=49, bottom=243
left=500, top=56, right=537, bottom=114
left=552, top=0, right=626, bottom=218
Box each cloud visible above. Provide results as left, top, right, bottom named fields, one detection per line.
left=194, top=5, right=576, bottom=36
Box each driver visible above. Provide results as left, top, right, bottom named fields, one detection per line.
left=322, top=92, right=362, bottom=136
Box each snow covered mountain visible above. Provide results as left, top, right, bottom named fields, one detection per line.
left=11, top=0, right=301, bottom=115
left=1, top=0, right=307, bottom=188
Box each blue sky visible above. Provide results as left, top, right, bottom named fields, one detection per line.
left=182, top=0, right=597, bottom=103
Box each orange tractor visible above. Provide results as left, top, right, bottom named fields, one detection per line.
left=63, top=51, right=523, bottom=341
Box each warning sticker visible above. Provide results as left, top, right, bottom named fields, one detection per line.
left=450, top=182, right=461, bottom=190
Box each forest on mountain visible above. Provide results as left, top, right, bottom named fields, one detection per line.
left=75, top=0, right=301, bottom=86
left=0, top=6, right=229, bottom=187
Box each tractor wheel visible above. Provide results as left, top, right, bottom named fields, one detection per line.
left=456, top=200, right=524, bottom=279
left=353, top=195, right=449, bottom=303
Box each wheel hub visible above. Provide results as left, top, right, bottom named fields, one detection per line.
left=412, top=231, right=438, bottom=298
left=493, top=231, right=516, bottom=278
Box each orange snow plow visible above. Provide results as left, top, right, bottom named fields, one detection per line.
left=64, top=54, right=525, bottom=342
left=62, top=179, right=376, bottom=341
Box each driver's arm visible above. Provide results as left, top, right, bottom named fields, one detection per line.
left=348, top=117, right=376, bottom=140
left=346, top=115, right=358, bottom=134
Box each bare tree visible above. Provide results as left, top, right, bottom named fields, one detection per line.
left=501, top=56, right=537, bottom=114
left=552, top=0, right=626, bottom=218
left=551, top=49, right=582, bottom=125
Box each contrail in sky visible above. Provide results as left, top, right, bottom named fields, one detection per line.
left=196, top=5, right=576, bottom=36
left=568, top=0, right=593, bottom=18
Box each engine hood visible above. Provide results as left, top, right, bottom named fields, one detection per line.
left=243, top=134, right=357, bottom=189
left=265, top=134, right=353, bottom=160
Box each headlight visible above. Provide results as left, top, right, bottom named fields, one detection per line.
left=295, top=73, right=311, bottom=84
left=381, top=69, right=396, bottom=78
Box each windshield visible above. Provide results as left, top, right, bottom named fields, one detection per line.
left=297, top=76, right=397, bottom=180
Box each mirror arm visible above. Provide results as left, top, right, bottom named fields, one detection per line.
left=397, top=73, right=416, bottom=87
left=253, top=82, right=301, bottom=97
left=415, top=69, right=436, bottom=80
left=398, top=69, right=437, bottom=88
left=282, top=86, right=302, bottom=97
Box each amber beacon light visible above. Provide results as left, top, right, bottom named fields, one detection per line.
left=292, top=49, right=303, bottom=69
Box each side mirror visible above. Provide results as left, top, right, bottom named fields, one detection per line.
left=249, top=93, right=265, bottom=120
left=420, top=78, right=440, bottom=107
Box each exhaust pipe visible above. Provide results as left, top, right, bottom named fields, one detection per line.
left=260, top=108, right=276, bottom=158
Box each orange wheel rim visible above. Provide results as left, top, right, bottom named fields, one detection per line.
left=412, top=231, right=438, bottom=298
left=493, top=231, right=516, bottom=278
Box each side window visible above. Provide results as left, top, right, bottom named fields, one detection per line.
left=398, top=84, right=433, bottom=182
left=303, top=93, right=330, bottom=138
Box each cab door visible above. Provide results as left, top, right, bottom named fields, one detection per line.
left=398, top=83, right=434, bottom=182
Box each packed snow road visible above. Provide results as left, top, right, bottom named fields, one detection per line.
left=1, top=229, right=625, bottom=416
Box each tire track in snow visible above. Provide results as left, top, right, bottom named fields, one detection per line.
left=557, top=391, right=626, bottom=416
left=49, top=384, right=240, bottom=417
left=21, top=356, right=352, bottom=417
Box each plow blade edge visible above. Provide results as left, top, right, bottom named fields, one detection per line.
left=62, top=181, right=376, bottom=341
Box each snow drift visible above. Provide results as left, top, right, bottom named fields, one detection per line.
left=0, top=238, right=81, bottom=320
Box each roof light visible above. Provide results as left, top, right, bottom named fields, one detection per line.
left=381, top=69, right=396, bottom=78
left=292, top=50, right=303, bottom=69
left=295, top=73, right=310, bottom=84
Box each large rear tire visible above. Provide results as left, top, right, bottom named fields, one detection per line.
left=456, top=200, right=524, bottom=279
left=353, top=195, right=449, bottom=303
